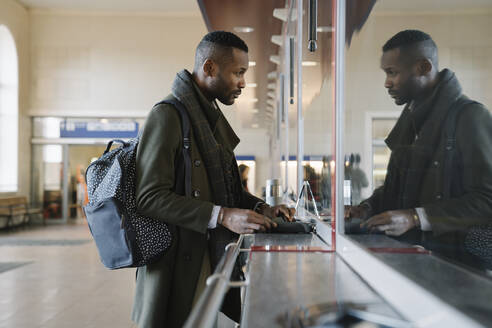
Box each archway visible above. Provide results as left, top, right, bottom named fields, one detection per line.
left=0, top=25, right=19, bottom=192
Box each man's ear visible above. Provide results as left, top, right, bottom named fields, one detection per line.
left=202, top=59, right=217, bottom=77
left=416, top=58, right=433, bottom=76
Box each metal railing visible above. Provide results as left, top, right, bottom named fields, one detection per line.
left=183, top=234, right=246, bottom=328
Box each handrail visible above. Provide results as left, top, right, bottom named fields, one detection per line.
left=183, top=234, right=245, bottom=328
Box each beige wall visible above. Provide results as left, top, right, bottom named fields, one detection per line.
left=0, top=0, right=30, bottom=198
left=27, top=10, right=271, bottom=197
left=28, top=11, right=207, bottom=117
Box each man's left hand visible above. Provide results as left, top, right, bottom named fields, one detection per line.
left=362, top=209, right=418, bottom=236
left=261, top=204, right=296, bottom=222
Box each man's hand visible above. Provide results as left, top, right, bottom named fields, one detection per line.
left=260, top=204, right=296, bottom=222
left=219, top=208, right=277, bottom=234
left=344, top=204, right=371, bottom=221
left=362, top=209, right=418, bottom=236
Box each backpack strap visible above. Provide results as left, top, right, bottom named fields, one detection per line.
left=103, top=139, right=128, bottom=154
left=154, top=98, right=192, bottom=198
left=442, top=97, right=477, bottom=199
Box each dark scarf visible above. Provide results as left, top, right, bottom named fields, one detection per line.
left=171, top=69, right=241, bottom=208
left=379, top=69, right=462, bottom=211
left=171, top=69, right=244, bottom=322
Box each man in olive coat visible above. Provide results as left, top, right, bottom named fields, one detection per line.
left=346, top=30, right=492, bottom=266
left=131, top=31, right=294, bottom=327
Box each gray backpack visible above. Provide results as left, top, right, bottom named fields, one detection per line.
left=84, top=98, right=191, bottom=269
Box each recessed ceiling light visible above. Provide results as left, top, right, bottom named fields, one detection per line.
left=317, top=26, right=334, bottom=32
left=249, top=61, right=256, bottom=67
left=302, top=61, right=318, bottom=67
left=252, top=123, right=259, bottom=128
left=234, top=26, right=254, bottom=33
left=246, top=83, right=257, bottom=88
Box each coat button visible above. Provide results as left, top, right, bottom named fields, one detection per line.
left=194, top=159, right=201, bottom=167
left=193, top=189, right=200, bottom=198
left=433, top=161, right=439, bottom=167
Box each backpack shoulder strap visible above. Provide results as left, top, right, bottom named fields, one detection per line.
left=442, top=97, right=478, bottom=198
left=154, top=98, right=192, bottom=198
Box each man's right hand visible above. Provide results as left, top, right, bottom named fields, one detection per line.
left=220, top=208, right=277, bottom=234
left=344, top=204, right=371, bottom=221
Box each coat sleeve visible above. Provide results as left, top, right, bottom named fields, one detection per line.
left=424, top=104, right=492, bottom=235
left=361, top=185, right=384, bottom=215
left=239, top=188, right=263, bottom=210
left=135, top=104, right=213, bottom=234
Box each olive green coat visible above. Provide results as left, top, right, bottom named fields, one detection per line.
left=131, top=80, right=261, bottom=326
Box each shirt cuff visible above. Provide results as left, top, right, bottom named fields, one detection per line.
left=208, top=205, right=221, bottom=229
left=415, top=207, right=432, bottom=231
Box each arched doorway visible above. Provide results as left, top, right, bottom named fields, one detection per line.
left=0, top=25, right=19, bottom=192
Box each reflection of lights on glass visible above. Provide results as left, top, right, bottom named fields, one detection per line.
left=249, top=61, right=256, bottom=67
left=246, top=83, right=257, bottom=88
left=330, top=160, right=335, bottom=174
left=345, top=161, right=350, bottom=167
left=100, top=118, right=108, bottom=124
left=317, top=26, right=334, bottom=33
left=252, top=123, right=259, bottom=128
left=265, top=245, right=270, bottom=251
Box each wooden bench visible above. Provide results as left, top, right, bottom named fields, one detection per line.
left=0, top=196, right=43, bottom=229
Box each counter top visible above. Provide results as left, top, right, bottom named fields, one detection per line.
left=241, top=233, right=407, bottom=327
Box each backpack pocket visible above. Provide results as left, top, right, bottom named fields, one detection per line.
left=85, top=198, right=133, bottom=269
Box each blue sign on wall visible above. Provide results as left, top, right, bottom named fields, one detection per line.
left=60, top=120, right=139, bottom=138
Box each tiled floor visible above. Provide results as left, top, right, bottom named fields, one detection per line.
left=0, top=221, right=136, bottom=328
left=0, top=221, right=236, bottom=328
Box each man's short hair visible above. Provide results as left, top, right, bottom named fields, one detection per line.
left=382, top=29, right=438, bottom=68
left=194, top=31, right=248, bottom=71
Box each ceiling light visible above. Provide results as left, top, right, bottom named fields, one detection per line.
left=252, top=123, right=259, bottom=128
left=273, top=8, right=297, bottom=22
left=252, top=108, right=259, bottom=113
left=302, top=61, right=318, bottom=67
left=249, top=61, right=256, bottom=67
left=317, top=26, right=334, bottom=33
left=271, top=35, right=282, bottom=46
left=267, top=71, right=277, bottom=79
left=246, top=83, right=257, bottom=88
left=269, top=55, right=280, bottom=65
left=234, top=26, right=254, bottom=33
left=250, top=98, right=258, bottom=103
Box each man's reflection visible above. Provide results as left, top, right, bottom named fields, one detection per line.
left=345, top=30, right=492, bottom=270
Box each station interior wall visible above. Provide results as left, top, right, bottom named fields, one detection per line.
left=2, top=0, right=492, bottom=200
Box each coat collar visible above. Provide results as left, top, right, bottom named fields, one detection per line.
left=171, top=69, right=240, bottom=151
left=386, top=69, right=462, bottom=150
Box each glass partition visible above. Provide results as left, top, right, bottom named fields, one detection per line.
left=343, top=0, right=492, bottom=276
left=276, top=0, right=335, bottom=222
